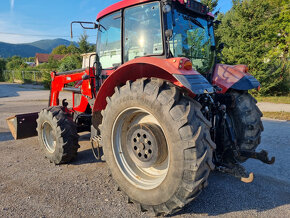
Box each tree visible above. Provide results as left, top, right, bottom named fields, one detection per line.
left=78, top=32, right=90, bottom=54
left=6, top=56, right=26, bottom=70
left=215, top=0, right=289, bottom=95
left=200, top=0, right=219, bottom=12
left=58, top=55, right=82, bottom=72
left=78, top=32, right=95, bottom=54
left=51, top=45, right=69, bottom=55
left=0, top=58, right=6, bottom=81
left=67, top=43, right=80, bottom=54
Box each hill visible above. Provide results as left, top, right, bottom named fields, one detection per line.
left=25, top=38, right=75, bottom=53
left=0, top=39, right=76, bottom=58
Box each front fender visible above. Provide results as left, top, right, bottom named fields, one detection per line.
left=93, top=57, right=213, bottom=112
left=212, top=64, right=260, bottom=93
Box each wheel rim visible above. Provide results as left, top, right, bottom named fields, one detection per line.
left=42, top=121, right=56, bottom=153
left=112, top=108, right=169, bottom=190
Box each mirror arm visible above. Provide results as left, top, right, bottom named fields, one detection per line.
left=71, top=21, right=99, bottom=39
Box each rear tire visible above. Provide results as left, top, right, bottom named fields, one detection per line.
left=36, top=106, right=80, bottom=164
left=228, top=91, right=264, bottom=162
left=100, top=78, right=215, bottom=215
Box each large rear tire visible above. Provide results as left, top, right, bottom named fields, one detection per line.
left=228, top=91, right=264, bottom=162
left=36, top=106, right=80, bottom=164
left=100, top=78, right=215, bottom=215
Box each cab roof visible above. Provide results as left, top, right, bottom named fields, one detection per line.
left=96, top=0, right=214, bottom=21
left=97, top=0, right=153, bottom=21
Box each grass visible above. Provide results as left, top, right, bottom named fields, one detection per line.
left=255, top=95, right=290, bottom=104
left=263, top=111, right=290, bottom=120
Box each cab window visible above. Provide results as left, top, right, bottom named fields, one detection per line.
left=123, top=2, right=163, bottom=62
left=97, top=11, right=121, bottom=69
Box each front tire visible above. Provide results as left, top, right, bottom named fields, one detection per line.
left=100, top=78, right=215, bottom=215
left=36, top=106, right=80, bottom=164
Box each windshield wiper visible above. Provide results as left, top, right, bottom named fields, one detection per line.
left=183, top=15, right=204, bottom=29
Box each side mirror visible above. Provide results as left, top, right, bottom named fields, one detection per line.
left=214, top=11, right=220, bottom=17
left=71, top=21, right=99, bottom=39
left=218, top=43, right=225, bottom=51
left=214, top=20, right=221, bottom=26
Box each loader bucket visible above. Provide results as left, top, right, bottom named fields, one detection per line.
left=6, top=112, right=39, bottom=140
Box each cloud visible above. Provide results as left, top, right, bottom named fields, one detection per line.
left=10, top=0, right=15, bottom=10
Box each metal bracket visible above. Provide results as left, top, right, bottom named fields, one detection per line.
left=239, top=149, right=275, bottom=165
left=70, top=21, right=98, bottom=39
left=216, top=164, right=254, bottom=183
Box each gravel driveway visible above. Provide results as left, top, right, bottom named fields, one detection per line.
left=0, top=83, right=289, bottom=217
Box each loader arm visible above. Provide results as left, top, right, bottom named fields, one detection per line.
left=50, top=68, right=96, bottom=113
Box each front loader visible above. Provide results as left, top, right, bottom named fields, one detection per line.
left=6, top=0, right=275, bottom=215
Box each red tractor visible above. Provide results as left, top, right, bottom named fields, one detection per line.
left=7, top=0, right=275, bottom=215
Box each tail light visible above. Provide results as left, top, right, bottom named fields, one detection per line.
left=184, top=60, right=193, bottom=70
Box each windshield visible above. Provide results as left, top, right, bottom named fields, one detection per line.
left=166, top=8, right=215, bottom=74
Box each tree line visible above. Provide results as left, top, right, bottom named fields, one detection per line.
left=1, top=0, right=289, bottom=95
left=0, top=33, right=95, bottom=87
left=208, top=0, right=289, bottom=95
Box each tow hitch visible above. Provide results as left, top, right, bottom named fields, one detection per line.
left=240, top=149, right=275, bottom=165
left=217, top=150, right=275, bottom=183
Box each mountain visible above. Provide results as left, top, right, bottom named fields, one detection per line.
left=0, top=42, right=47, bottom=58
left=0, top=38, right=76, bottom=58
left=25, top=38, right=75, bottom=53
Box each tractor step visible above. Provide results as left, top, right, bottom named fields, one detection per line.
left=6, top=112, right=39, bottom=140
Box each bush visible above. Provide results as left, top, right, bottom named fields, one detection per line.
left=58, top=55, right=82, bottom=72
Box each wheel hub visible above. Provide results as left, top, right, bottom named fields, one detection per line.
left=127, top=123, right=167, bottom=168
left=42, top=121, right=56, bottom=153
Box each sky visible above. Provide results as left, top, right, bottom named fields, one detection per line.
left=0, top=0, right=232, bottom=44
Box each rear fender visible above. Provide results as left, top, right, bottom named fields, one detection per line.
left=93, top=57, right=214, bottom=112
left=212, top=64, right=260, bottom=93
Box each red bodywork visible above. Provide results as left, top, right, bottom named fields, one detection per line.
left=212, top=64, right=251, bottom=93
left=48, top=57, right=199, bottom=113
left=50, top=68, right=96, bottom=113
left=93, top=57, right=200, bottom=112
left=97, top=0, right=214, bottom=21
left=97, top=0, right=153, bottom=20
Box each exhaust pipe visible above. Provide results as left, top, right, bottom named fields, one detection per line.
left=6, top=112, right=39, bottom=140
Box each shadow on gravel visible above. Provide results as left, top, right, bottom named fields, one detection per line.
left=173, top=172, right=290, bottom=217
left=0, top=83, right=43, bottom=98
left=0, top=132, right=14, bottom=142
left=72, top=147, right=104, bottom=165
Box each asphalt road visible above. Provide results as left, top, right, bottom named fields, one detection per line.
left=0, top=83, right=289, bottom=217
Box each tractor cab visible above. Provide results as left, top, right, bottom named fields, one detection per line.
left=96, top=0, right=215, bottom=74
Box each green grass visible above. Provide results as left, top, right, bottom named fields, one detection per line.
left=263, top=112, right=290, bottom=120
left=255, top=95, right=290, bottom=104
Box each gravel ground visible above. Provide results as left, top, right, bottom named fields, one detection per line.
left=0, top=83, right=289, bottom=217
